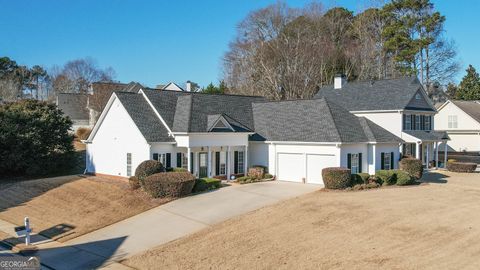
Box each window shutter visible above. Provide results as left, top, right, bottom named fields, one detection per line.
left=402, top=114, right=406, bottom=130
left=153, top=153, right=158, bottom=161
left=381, top=152, right=385, bottom=170
left=421, top=115, right=425, bottom=130
left=347, top=154, right=352, bottom=169
left=190, top=152, right=193, bottom=173
left=215, top=152, right=220, bottom=175
left=390, top=152, right=394, bottom=170
left=358, top=153, right=362, bottom=173
left=429, top=116, right=432, bottom=130
left=166, top=153, right=171, bottom=168
left=411, top=115, right=415, bottom=130
left=177, top=153, right=182, bottom=167
left=234, top=151, right=239, bottom=174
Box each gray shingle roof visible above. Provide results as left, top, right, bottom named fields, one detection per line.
left=115, top=92, right=174, bottom=143
left=252, top=98, right=403, bottom=143
left=451, top=100, right=480, bottom=123
left=315, top=76, right=432, bottom=111
left=56, top=93, right=89, bottom=120
left=141, top=89, right=266, bottom=133
left=404, top=130, right=450, bottom=141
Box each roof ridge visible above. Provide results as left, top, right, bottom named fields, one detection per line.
left=142, top=88, right=266, bottom=99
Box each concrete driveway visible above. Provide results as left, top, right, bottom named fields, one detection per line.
left=65, top=181, right=318, bottom=264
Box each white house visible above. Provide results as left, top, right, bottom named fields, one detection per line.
left=435, top=100, right=480, bottom=152
left=84, top=87, right=403, bottom=185
left=315, top=76, right=450, bottom=168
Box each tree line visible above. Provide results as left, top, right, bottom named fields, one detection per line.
left=223, top=0, right=460, bottom=100
left=0, top=57, right=115, bottom=102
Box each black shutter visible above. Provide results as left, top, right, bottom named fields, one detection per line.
left=177, top=153, right=182, bottom=167
left=234, top=151, right=239, bottom=174
left=411, top=115, right=415, bottom=130
left=428, top=116, right=432, bottom=130
left=190, top=152, right=193, bottom=173
left=347, top=153, right=352, bottom=169
left=358, top=153, right=362, bottom=173
left=402, top=114, right=406, bottom=130
left=215, top=152, right=220, bottom=175
left=421, top=115, right=425, bottom=130
left=381, top=152, right=385, bottom=170
left=390, top=152, right=394, bottom=170
left=166, top=153, right=171, bottom=168
left=153, top=153, right=158, bottom=161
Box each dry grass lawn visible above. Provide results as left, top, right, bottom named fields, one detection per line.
left=0, top=175, right=170, bottom=242
left=123, top=171, right=480, bottom=270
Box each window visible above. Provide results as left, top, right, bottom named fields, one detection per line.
left=405, top=114, right=411, bottom=130
left=425, top=116, right=431, bottom=130
left=234, top=151, right=244, bottom=174
left=220, top=152, right=226, bottom=175
left=383, top=152, right=392, bottom=170
left=181, top=153, right=188, bottom=169
left=127, top=153, right=132, bottom=176
left=448, top=115, right=458, bottom=128
left=351, top=153, right=359, bottom=174
left=153, top=153, right=171, bottom=167
left=415, top=93, right=421, bottom=100
left=415, top=115, right=421, bottom=130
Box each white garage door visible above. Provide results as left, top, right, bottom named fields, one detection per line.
left=277, top=153, right=304, bottom=182
left=306, top=154, right=337, bottom=185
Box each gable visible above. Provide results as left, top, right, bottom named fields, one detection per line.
left=435, top=101, right=480, bottom=130
left=163, top=82, right=184, bottom=91
left=405, top=89, right=436, bottom=111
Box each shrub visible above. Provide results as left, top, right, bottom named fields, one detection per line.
left=322, top=167, right=351, bottom=189
left=399, top=158, right=423, bottom=180
left=264, top=173, right=274, bottom=179
left=0, top=100, right=75, bottom=178
left=135, top=160, right=165, bottom=186
left=395, top=170, right=415, bottom=186
left=376, top=170, right=397, bottom=186
left=447, top=161, right=477, bottom=173
left=172, top=167, right=188, bottom=172
left=129, top=176, right=140, bottom=190
left=352, top=182, right=380, bottom=191
left=75, top=127, right=92, bottom=140
left=351, top=173, right=370, bottom=186
left=192, top=178, right=221, bottom=193
left=248, top=166, right=266, bottom=179
left=143, top=172, right=196, bottom=198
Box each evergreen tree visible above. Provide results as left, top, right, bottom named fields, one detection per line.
left=445, top=82, right=458, bottom=99
left=456, top=65, right=480, bottom=100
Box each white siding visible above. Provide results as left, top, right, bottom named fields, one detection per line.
left=435, top=102, right=480, bottom=131
left=375, top=143, right=401, bottom=171
left=86, top=97, right=150, bottom=177
left=249, top=142, right=269, bottom=168
left=354, top=112, right=403, bottom=138
left=340, top=143, right=368, bottom=173
left=445, top=133, right=480, bottom=152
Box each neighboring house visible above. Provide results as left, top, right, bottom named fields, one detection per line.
left=56, top=93, right=90, bottom=131
left=84, top=88, right=403, bottom=185
left=315, top=76, right=450, bottom=168
left=435, top=100, right=480, bottom=152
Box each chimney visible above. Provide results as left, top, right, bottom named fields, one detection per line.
left=334, top=74, right=346, bottom=89
left=186, top=81, right=191, bottom=92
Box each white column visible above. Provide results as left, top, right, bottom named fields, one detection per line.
left=435, top=141, right=439, bottom=169
left=426, top=143, right=430, bottom=169
left=415, top=142, right=421, bottom=160
left=226, top=146, right=231, bottom=179
left=187, top=147, right=192, bottom=173
left=444, top=141, right=448, bottom=168
left=244, top=145, right=248, bottom=176
left=207, top=146, right=212, bottom=178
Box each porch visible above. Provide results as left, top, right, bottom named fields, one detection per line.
left=402, top=130, right=451, bottom=169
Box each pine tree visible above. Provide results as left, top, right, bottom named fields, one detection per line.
left=456, top=65, right=480, bottom=100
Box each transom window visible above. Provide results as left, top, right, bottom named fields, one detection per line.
left=351, top=153, right=359, bottom=174
left=448, top=115, right=458, bottom=128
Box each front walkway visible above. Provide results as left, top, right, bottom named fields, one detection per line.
left=0, top=181, right=317, bottom=269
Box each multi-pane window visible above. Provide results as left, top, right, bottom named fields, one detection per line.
left=220, top=152, right=226, bottom=175
left=351, top=154, right=359, bottom=174
left=415, top=115, right=421, bottom=130
left=383, top=152, right=391, bottom=170
left=181, top=153, right=188, bottom=169
left=127, top=153, right=132, bottom=176
left=448, top=115, right=458, bottom=128
left=403, top=114, right=432, bottom=131
left=425, top=116, right=431, bottom=130
left=237, top=151, right=244, bottom=174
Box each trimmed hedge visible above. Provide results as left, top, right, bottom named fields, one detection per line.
left=399, top=158, right=423, bottom=179
left=135, top=160, right=165, bottom=186
left=143, top=172, right=196, bottom=198
left=322, top=167, right=351, bottom=189
left=264, top=173, right=274, bottom=179
left=351, top=173, right=370, bottom=186
left=193, top=178, right=221, bottom=193
left=395, top=170, right=415, bottom=186
left=447, top=161, right=477, bottom=173
left=376, top=170, right=397, bottom=186
left=129, top=176, right=140, bottom=190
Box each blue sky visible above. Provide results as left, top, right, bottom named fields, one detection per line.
left=1, top=0, right=478, bottom=88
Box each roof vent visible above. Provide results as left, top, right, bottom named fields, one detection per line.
left=334, top=74, right=346, bottom=89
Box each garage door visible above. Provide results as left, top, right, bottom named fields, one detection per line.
left=306, top=154, right=337, bottom=185
left=277, top=153, right=304, bottom=182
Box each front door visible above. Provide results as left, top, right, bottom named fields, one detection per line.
left=199, top=152, right=208, bottom=178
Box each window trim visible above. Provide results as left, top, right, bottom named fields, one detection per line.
left=351, top=153, right=359, bottom=174
left=127, top=153, right=132, bottom=176
left=383, top=152, right=391, bottom=170
left=405, top=114, right=411, bottom=130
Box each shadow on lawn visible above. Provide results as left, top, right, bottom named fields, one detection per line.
left=421, top=171, right=450, bottom=184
